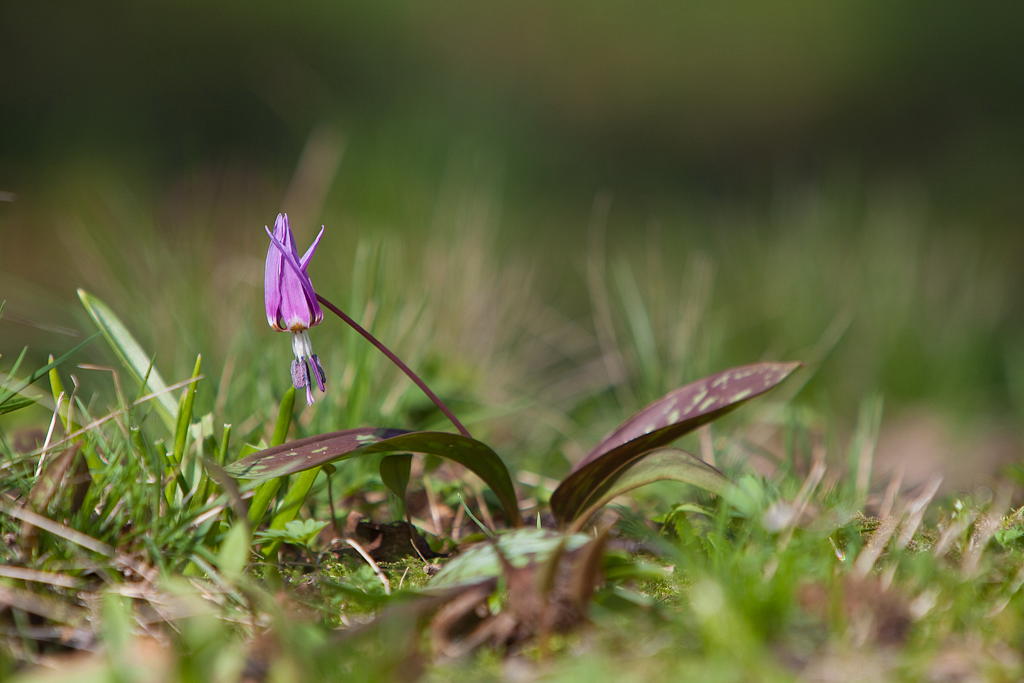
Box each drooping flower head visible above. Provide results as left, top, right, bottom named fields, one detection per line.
left=264, top=213, right=324, bottom=332
left=264, top=213, right=327, bottom=405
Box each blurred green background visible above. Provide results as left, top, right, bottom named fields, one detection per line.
left=2, top=2, right=1022, bottom=475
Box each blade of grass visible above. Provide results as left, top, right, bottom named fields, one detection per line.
left=78, top=289, right=176, bottom=432
left=172, top=355, right=202, bottom=465
left=263, top=467, right=322, bottom=557
left=247, top=387, right=296, bottom=526
left=0, top=333, right=98, bottom=411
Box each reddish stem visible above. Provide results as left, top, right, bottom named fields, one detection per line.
left=316, top=293, right=472, bottom=439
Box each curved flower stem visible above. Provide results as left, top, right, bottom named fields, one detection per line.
left=316, top=293, right=472, bottom=439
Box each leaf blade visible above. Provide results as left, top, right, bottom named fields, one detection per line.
left=247, top=388, right=296, bottom=526
left=552, top=361, right=799, bottom=525
left=429, top=528, right=591, bottom=588
left=380, top=454, right=413, bottom=513
left=226, top=429, right=522, bottom=526
left=570, top=448, right=730, bottom=531
left=77, top=289, right=176, bottom=431
left=0, top=333, right=98, bottom=411
left=0, top=395, right=36, bottom=415
left=217, top=522, right=250, bottom=583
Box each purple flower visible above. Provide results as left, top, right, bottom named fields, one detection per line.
left=264, top=213, right=327, bottom=405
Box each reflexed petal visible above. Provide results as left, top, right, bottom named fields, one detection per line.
left=299, top=226, right=325, bottom=270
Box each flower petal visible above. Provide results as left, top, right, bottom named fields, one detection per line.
left=274, top=213, right=300, bottom=259
left=299, top=226, right=325, bottom=270
left=265, top=225, right=323, bottom=328
left=264, top=224, right=284, bottom=330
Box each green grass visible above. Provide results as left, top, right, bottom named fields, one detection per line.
left=2, top=179, right=1023, bottom=681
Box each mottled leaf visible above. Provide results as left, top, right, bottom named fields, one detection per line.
left=226, top=428, right=521, bottom=526
left=551, top=361, right=799, bottom=525
left=570, top=448, right=730, bottom=530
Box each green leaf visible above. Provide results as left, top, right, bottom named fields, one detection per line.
left=78, top=289, right=176, bottom=432
left=429, top=528, right=591, bottom=588
left=0, top=395, right=36, bottom=415
left=570, top=448, right=730, bottom=530
left=0, top=333, right=98, bottom=411
left=254, top=519, right=329, bottom=547
left=172, top=354, right=202, bottom=464
left=101, top=592, right=135, bottom=674
left=227, top=428, right=522, bottom=526
left=214, top=424, right=232, bottom=465
left=551, top=361, right=800, bottom=526
left=994, top=527, right=1024, bottom=548
left=217, top=522, right=250, bottom=583
left=264, top=467, right=322, bottom=556
left=247, top=387, right=295, bottom=526
left=270, top=386, right=296, bottom=446
left=380, top=454, right=413, bottom=504
left=48, top=355, right=79, bottom=435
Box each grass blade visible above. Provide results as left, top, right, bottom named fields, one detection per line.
left=78, top=289, right=176, bottom=431
left=172, top=354, right=202, bottom=464
left=0, top=396, right=37, bottom=415
left=263, top=468, right=321, bottom=557
left=247, top=387, right=295, bottom=526
left=217, top=521, right=251, bottom=583
left=0, top=333, right=98, bottom=411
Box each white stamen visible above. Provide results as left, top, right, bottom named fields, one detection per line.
left=291, top=329, right=315, bottom=360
